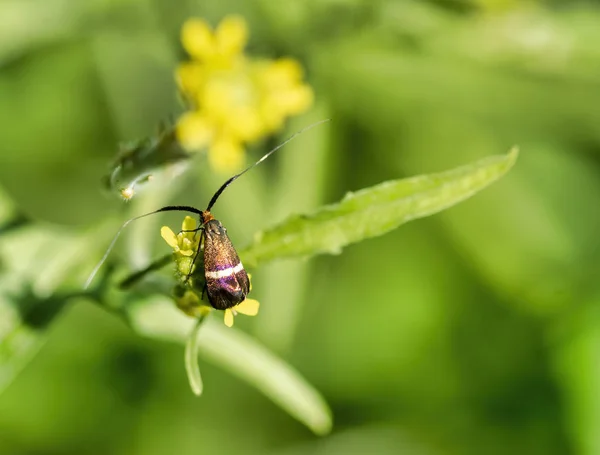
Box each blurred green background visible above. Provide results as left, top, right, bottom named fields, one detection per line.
left=1, top=0, right=600, bottom=454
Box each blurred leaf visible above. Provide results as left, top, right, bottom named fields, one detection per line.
left=0, top=0, right=172, bottom=65
left=270, top=424, right=436, bottom=455
left=240, top=148, right=518, bottom=267
left=0, top=42, right=118, bottom=225
left=0, top=0, right=79, bottom=64
left=0, top=206, right=107, bottom=394
left=315, top=32, right=600, bottom=146
left=554, top=299, right=600, bottom=455
left=129, top=298, right=332, bottom=435
left=0, top=290, right=73, bottom=393
left=103, top=125, right=190, bottom=199
left=396, top=132, right=600, bottom=313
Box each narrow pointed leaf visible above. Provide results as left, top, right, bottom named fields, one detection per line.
left=240, top=148, right=518, bottom=267
left=184, top=317, right=206, bottom=396
left=130, top=299, right=332, bottom=435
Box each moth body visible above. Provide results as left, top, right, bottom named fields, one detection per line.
left=201, top=215, right=250, bottom=310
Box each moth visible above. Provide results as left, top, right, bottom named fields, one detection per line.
left=85, top=119, right=329, bottom=310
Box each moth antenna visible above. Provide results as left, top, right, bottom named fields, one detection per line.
left=206, top=118, right=331, bottom=212
left=85, top=205, right=203, bottom=289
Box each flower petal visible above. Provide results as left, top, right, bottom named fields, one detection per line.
left=176, top=62, right=205, bottom=100
left=181, top=216, right=197, bottom=232
left=161, top=226, right=178, bottom=249
left=224, top=309, right=235, bottom=327
left=263, top=58, right=304, bottom=87
left=228, top=106, right=264, bottom=142
left=203, top=72, right=255, bottom=119
left=181, top=18, right=215, bottom=60
left=235, top=298, right=259, bottom=316
left=279, top=85, right=314, bottom=115
left=176, top=112, right=214, bottom=152
left=215, top=15, right=248, bottom=57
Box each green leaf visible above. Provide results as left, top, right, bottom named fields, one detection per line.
left=103, top=125, right=190, bottom=199
left=184, top=316, right=206, bottom=397
left=129, top=298, right=332, bottom=435
left=240, top=148, right=518, bottom=267
left=0, top=209, right=102, bottom=395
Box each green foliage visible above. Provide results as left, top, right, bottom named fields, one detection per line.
left=0, top=1, right=598, bottom=454
left=104, top=124, right=190, bottom=198
left=111, top=150, right=515, bottom=435
left=241, top=149, right=517, bottom=266
left=184, top=316, right=206, bottom=396
left=0, top=146, right=516, bottom=436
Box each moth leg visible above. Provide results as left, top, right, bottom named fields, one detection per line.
left=178, top=227, right=203, bottom=234
left=184, top=228, right=204, bottom=284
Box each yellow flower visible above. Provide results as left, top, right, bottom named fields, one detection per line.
left=161, top=216, right=201, bottom=276
left=224, top=298, right=260, bottom=327
left=174, top=286, right=259, bottom=327
left=161, top=216, right=199, bottom=256
left=176, top=15, right=313, bottom=173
